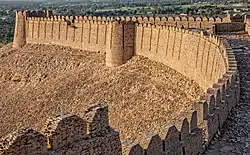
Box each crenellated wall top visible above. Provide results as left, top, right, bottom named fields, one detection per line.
left=21, top=10, right=246, bottom=25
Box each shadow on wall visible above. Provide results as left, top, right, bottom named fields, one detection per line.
left=214, top=22, right=245, bottom=34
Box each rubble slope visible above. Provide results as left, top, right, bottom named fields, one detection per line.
left=0, top=44, right=203, bottom=141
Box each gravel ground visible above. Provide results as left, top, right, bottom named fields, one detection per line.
left=0, top=44, right=203, bottom=143
left=205, top=34, right=250, bottom=155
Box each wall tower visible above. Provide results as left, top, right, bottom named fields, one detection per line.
left=106, top=20, right=135, bottom=67
left=13, top=11, right=27, bottom=48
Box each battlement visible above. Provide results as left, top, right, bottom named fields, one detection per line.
left=22, top=14, right=227, bottom=26
left=23, top=11, right=245, bottom=24
left=0, top=103, right=122, bottom=155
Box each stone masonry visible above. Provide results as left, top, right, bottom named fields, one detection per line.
left=0, top=103, right=122, bottom=155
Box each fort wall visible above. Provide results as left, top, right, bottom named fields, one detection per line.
left=26, top=16, right=109, bottom=53
left=0, top=50, right=240, bottom=155
left=20, top=12, right=244, bottom=51
left=24, top=15, right=223, bottom=51
left=22, top=13, right=230, bottom=89
left=135, top=24, right=228, bottom=89
left=4, top=10, right=241, bottom=155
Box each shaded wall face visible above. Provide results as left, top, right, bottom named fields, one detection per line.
left=215, top=22, right=245, bottom=34
left=135, top=25, right=227, bottom=89
left=26, top=18, right=109, bottom=52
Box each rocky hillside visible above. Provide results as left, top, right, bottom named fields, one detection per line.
left=0, top=44, right=203, bottom=142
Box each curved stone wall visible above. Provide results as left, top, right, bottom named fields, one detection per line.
left=135, top=24, right=228, bottom=89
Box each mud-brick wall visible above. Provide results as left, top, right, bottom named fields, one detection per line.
left=135, top=24, right=228, bottom=89
left=26, top=17, right=109, bottom=53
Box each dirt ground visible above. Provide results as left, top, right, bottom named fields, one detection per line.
left=0, top=44, right=203, bottom=142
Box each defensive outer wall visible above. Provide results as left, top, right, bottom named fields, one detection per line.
left=0, top=10, right=241, bottom=155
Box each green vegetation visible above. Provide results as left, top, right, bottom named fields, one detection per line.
left=0, top=18, right=14, bottom=44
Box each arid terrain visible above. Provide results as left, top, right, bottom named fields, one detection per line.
left=0, top=44, right=203, bottom=142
